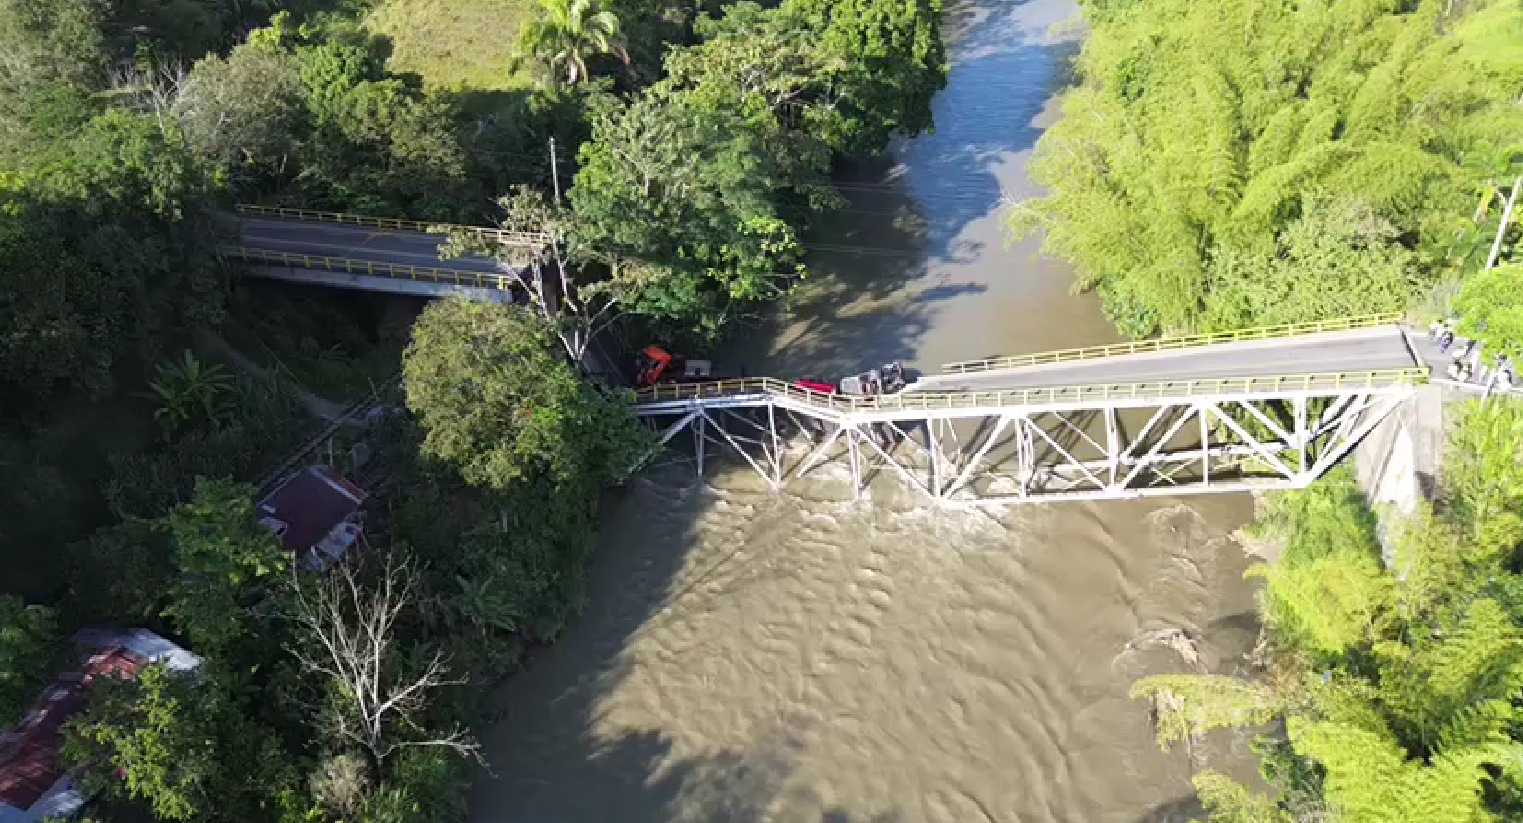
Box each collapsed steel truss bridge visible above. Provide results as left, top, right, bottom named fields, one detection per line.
left=632, top=321, right=1431, bottom=506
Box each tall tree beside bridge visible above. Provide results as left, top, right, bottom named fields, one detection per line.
left=402, top=299, right=647, bottom=496
left=564, top=0, right=945, bottom=334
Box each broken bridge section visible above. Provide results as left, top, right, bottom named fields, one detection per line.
left=631, top=322, right=1427, bottom=506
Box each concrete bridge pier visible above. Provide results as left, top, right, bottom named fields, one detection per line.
left=1354, top=385, right=1446, bottom=564
left=1354, top=385, right=1443, bottom=515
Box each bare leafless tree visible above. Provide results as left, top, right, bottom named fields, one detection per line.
left=107, top=60, right=188, bottom=137
left=439, top=186, right=622, bottom=366
left=288, top=555, right=480, bottom=766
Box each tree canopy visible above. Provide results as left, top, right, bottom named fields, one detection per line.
left=568, top=0, right=944, bottom=333
left=521, top=0, right=630, bottom=87
left=1016, top=0, right=1523, bottom=336
left=0, top=595, right=57, bottom=725
left=403, top=299, right=646, bottom=494
left=1132, top=399, right=1523, bottom=822
left=66, top=663, right=295, bottom=822
left=1455, top=262, right=1523, bottom=361
left=0, top=109, right=218, bottom=400
left=161, top=478, right=288, bottom=661
left=169, top=21, right=480, bottom=220
left=0, top=0, right=108, bottom=96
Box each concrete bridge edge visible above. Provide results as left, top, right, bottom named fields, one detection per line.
left=1353, top=384, right=1446, bottom=564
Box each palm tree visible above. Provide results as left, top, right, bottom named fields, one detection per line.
left=144, top=350, right=235, bottom=433
left=520, top=0, right=630, bottom=87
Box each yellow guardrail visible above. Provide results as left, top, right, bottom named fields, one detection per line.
left=234, top=204, right=547, bottom=247
left=221, top=246, right=516, bottom=291
left=633, top=368, right=1428, bottom=413
left=940, top=313, right=1406, bottom=375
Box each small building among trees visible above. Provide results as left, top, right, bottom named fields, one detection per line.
left=256, top=465, right=367, bottom=571
left=0, top=630, right=201, bottom=823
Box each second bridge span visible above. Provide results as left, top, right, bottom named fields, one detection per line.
left=907, top=323, right=1420, bottom=394
left=224, top=205, right=540, bottom=300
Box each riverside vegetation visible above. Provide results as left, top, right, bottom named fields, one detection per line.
left=13, top=0, right=1522, bottom=819
left=1015, top=0, right=1523, bottom=338
left=1016, top=0, right=1523, bottom=820
left=1129, top=404, right=1523, bottom=822
left=0, top=0, right=945, bottom=819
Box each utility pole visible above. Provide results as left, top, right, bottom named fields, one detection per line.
left=548, top=137, right=562, bottom=204
left=1484, top=175, right=1521, bottom=273
left=544, top=136, right=566, bottom=352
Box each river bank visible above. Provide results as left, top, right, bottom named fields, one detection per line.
left=467, top=1, right=1266, bottom=820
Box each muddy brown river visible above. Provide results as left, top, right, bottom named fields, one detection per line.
left=468, top=1, right=1265, bottom=820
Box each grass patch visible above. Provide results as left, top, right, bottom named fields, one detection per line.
left=365, top=0, right=537, bottom=91
left=223, top=284, right=409, bottom=402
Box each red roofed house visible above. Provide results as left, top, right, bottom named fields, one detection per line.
left=0, top=629, right=201, bottom=822
left=258, top=464, right=367, bottom=571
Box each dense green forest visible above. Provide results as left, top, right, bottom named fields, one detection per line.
left=1018, top=0, right=1523, bottom=820
left=16, top=0, right=1523, bottom=818
left=1016, top=0, right=1523, bottom=337
left=0, top=0, right=946, bottom=819
left=1132, top=402, right=1523, bottom=822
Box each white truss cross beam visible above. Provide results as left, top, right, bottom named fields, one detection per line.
left=630, top=374, right=1419, bottom=506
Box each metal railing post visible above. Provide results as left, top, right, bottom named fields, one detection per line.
left=938, top=312, right=1404, bottom=375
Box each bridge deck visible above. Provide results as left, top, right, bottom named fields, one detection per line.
left=627, top=322, right=1425, bottom=506
left=907, top=326, right=1419, bottom=394
left=239, top=216, right=504, bottom=276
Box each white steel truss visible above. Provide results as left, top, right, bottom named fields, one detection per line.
left=631, top=383, right=1417, bottom=506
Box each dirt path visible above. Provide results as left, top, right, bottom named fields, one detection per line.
left=192, top=328, right=351, bottom=422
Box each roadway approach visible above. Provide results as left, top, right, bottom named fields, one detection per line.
left=227, top=209, right=531, bottom=302
left=905, top=324, right=1424, bottom=394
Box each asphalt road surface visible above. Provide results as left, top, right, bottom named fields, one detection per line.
left=233, top=220, right=1423, bottom=395
left=907, top=326, right=1421, bottom=392
left=238, top=217, right=503, bottom=274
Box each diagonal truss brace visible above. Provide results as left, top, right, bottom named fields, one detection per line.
left=630, top=385, right=1415, bottom=506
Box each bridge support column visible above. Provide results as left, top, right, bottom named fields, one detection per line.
left=928, top=419, right=942, bottom=498
left=1295, top=397, right=1308, bottom=474
left=846, top=427, right=863, bottom=501
left=1105, top=408, right=1120, bottom=489
left=701, top=409, right=778, bottom=489
left=630, top=376, right=1419, bottom=505
left=1307, top=394, right=1407, bottom=481
left=796, top=423, right=846, bottom=480
left=942, top=415, right=1013, bottom=500
left=767, top=404, right=782, bottom=487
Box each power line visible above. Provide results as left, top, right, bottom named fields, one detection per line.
left=831, top=181, right=920, bottom=191
left=800, top=242, right=921, bottom=257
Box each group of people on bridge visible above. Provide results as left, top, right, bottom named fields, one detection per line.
left=1430, top=319, right=1515, bottom=391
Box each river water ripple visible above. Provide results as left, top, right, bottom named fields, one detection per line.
left=469, top=2, right=1263, bottom=820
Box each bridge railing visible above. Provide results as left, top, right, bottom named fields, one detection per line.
left=221, top=246, right=517, bottom=291
left=633, top=368, right=1428, bottom=414
left=234, top=204, right=547, bottom=247
left=939, top=313, right=1406, bottom=375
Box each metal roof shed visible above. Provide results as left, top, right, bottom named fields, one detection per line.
left=257, top=465, right=367, bottom=570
